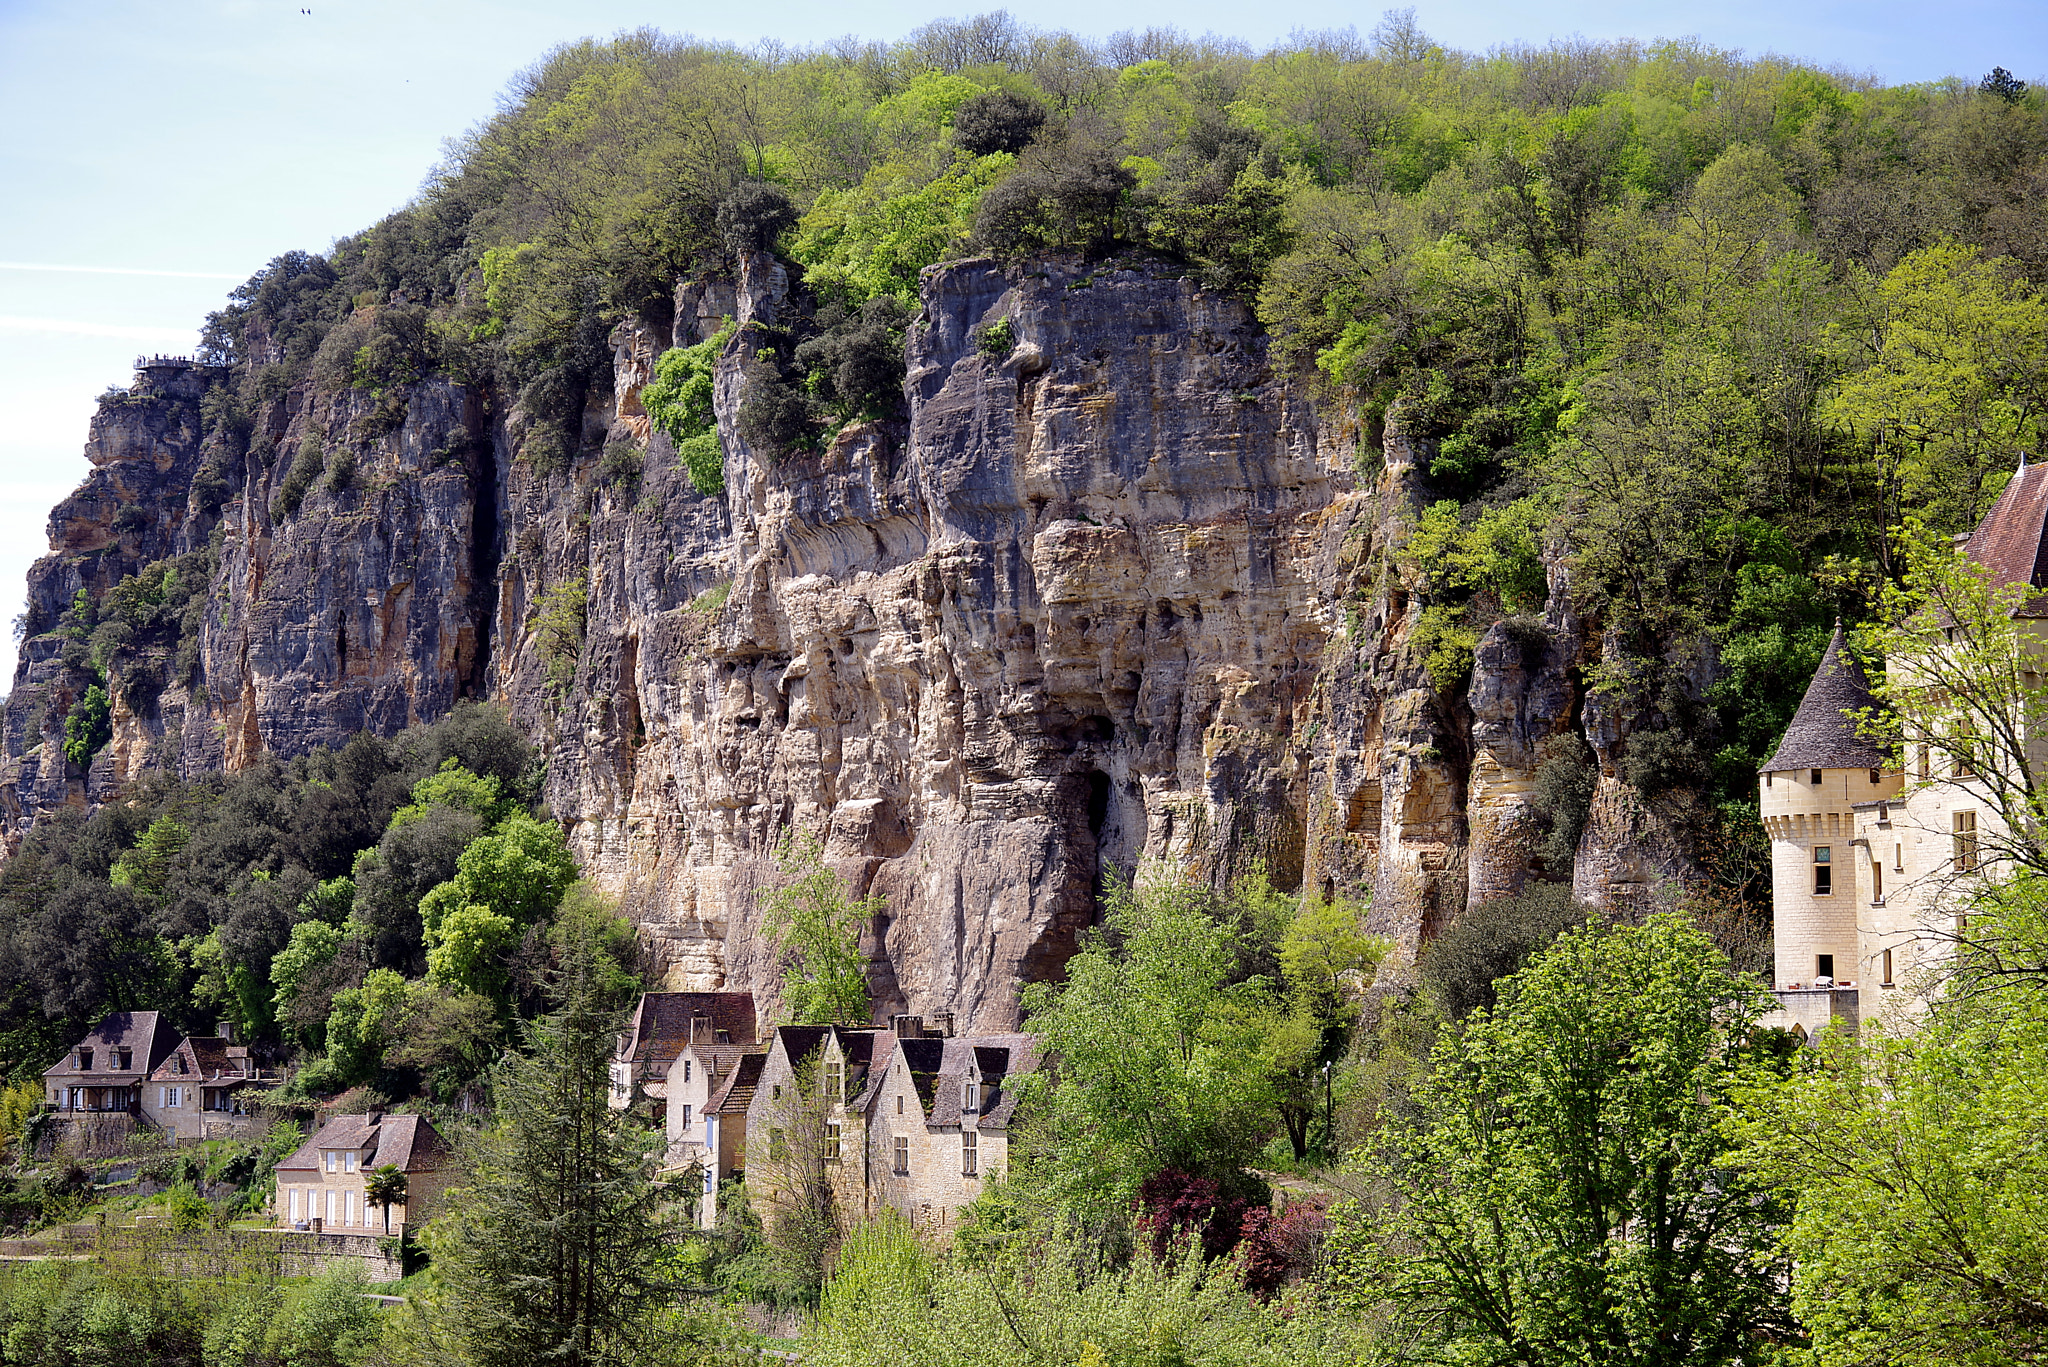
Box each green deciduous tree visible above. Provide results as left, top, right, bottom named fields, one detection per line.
left=760, top=834, right=879, bottom=1026
left=1831, top=242, right=2048, bottom=539
left=418, top=813, right=578, bottom=947
left=1731, top=988, right=2048, bottom=1367
left=1366, top=912, right=1793, bottom=1367
left=1018, top=871, right=1280, bottom=1219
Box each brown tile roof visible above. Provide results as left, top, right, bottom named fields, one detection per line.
left=619, top=992, right=758, bottom=1068
left=1965, top=460, right=2048, bottom=607
left=276, top=1113, right=449, bottom=1174
left=150, top=1036, right=257, bottom=1084
left=1762, top=625, right=1890, bottom=773
left=43, top=1012, right=178, bottom=1081
left=708, top=1054, right=766, bottom=1116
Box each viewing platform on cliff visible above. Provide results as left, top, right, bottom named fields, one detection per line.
left=132, top=354, right=226, bottom=374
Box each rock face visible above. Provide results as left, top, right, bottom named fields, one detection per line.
left=1, top=256, right=1702, bottom=1028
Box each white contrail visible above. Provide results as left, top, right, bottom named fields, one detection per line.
left=0, top=260, right=243, bottom=280
left=0, top=316, right=197, bottom=344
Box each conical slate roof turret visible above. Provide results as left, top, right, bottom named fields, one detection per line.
left=1761, top=624, right=1889, bottom=773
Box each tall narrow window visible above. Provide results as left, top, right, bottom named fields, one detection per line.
left=769, top=1128, right=788, bottom=1161
left=683, top=1059, right=691, bottom=1084
left=1895, top=841, right=1903, bottom=872
left=1882, top=949, right=1894, bottom=987
left=823, top=1052, right=844, bottom=1101
left=1814, top=846, right=1833, bottom=895
left=962, top=1129, right=979, bottom=1176
left=825, top=1122, right=841, bottom=1161
left=893, top=1135, right=910, bottom=1175
left=680, top=1105, right=691, bottom=1132
left=1955, top=811, right=1979, bottom=872
left=1873, top=860, right=1883, bottom=901
left=962, top=1079, right=976, bottom=1113
left=1918, top=744, right=1930, bottom=780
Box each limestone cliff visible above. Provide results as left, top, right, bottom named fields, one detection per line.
left=1, top=256, right=1701, bottom=1028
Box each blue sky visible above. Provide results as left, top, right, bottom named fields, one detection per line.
left=1, top=0, right=2041, bottom=690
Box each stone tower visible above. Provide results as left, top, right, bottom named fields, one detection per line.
left=1759, top=626, right=1902, bottom=994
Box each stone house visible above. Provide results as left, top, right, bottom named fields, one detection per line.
left=141, top=1032, right=278, bottom=1142
left=741, top=1024, right=890, bottom=1230
left=273, top=1112, right=451, bottom=1236
left=609, top=991, right=757, bottom=1116
left=1763, top=460, right=2048, bottom=1036
left=857, top=1019, right=1037, bottom=1234
left=722, top=1014, right=1038, bottom=1236
left=43, top=1012, right=179, bottom=1116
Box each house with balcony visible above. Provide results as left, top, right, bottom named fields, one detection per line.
left=42, top=1012, right=179, bottom=1118
left=142, top=1029, right=279, bottom=1142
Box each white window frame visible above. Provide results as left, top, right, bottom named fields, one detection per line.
left=825, top=1121, right=841, bottom=1161
left=346, top=1150, right=358, bottom=1173
left=290, top=1189, right=301, bottom=1222
left=893, top=1135, right=910, bottom=1175
left=962, top=1129, right=978, bottom=1176
left=325, top=1151, right=336, bottom=1173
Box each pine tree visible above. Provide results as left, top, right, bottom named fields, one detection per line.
left=427, top=913, right=682, bottom=1366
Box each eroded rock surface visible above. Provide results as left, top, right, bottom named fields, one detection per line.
left=2, top=256, right=1699, bottom=1027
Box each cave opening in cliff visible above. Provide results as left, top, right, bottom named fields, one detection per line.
left=1086, top=770, right=1110, bottom=840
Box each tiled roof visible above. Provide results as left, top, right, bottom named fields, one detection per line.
left=869, top=1032, right=1040, bottom=1130
left=150, top=1036, right=258, bottom=1084
left=619, top=992, right=757, bottom=1066
left=275, top=1113, right=448, bottom=1174
left=708, top=1054, right=766, bottom=1115
left=44, top=1012, right=177, bottom=1080
left=1965, top=460, right=2048, bottom=608
left=1762, top=626, right=1889, bottom=773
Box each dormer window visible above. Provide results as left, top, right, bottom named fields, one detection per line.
left=824, top=1051, right=845, bottom=1102
left=77, top=1048, right=93, bottom=1070
left=962, top=1079, right=976, bottom=1113
left=115, top=1050, right=131, bottom=1070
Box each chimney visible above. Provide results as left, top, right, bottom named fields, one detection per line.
left=216, top=1021, right=234, bottom=1043
left=892, top=1014, right=925, bottom=1038
left=930, top=1011, right=954, bottom=1038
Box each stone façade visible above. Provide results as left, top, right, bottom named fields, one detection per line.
left=0, top=254, right=1704, bottom=1029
